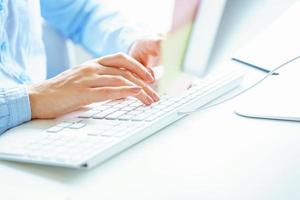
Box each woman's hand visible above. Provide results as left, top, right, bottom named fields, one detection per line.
left=129, top=36, right=162, bottom=68
left=28, top=53, right=159, bottom=119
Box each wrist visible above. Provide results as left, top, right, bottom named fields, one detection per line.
left=27, top=85, right=40, bottom=119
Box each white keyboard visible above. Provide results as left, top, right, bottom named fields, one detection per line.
left=0, top=69, right=244, bottom=168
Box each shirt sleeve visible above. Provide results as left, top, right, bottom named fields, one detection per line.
left=0, top=86, right=32, bottom=135
left=40, top=0, right=145, bottom=57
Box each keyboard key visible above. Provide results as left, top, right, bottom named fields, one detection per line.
left=78, top=110, right=99, bottom=118
left=117, top=114, right=134, bottom=121
left=124, top=97, right=138, bottom=103
left=160, top=100, right=176, bottom=106
left=46, top=126, right=65, bottom=133
left=93, top=108, right=119, bottom=119
left=68, top=122, right=87, bottom=129
left=105, top=111, right=128, bottom=120
left=121, top=106, right=135, bottom=111
left=133, top=105, right=155, bottom=113
left=151, top=103, right=167, bottom=110
left=103, top=100, right=123, bottom=106
left=64, top=118, right=83, bottom=123
left=163, top=105, right=177, bottom=112
left=112, top=104, right=128, bottom=109
left=93, top=105, right=112, bottom=111
left=126, top=110, right=144, bottom=115
left=131, top=112, right=152, bottom=121
left=129, top=101, right=143, bottom=107
left=56, top=122, right=73, bottom=128
left=102, top=120, right=121, bottom=126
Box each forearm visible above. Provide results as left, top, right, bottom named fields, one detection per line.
left=0, top=86, right=31, bottom=134
left=41, top=0, right=145, bottom=56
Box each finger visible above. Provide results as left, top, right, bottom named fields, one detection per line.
left=96, top=67, right=159, bottom=102
left=123, top=71, right=160, bottom=102
left=146, top=64, right=155, bottom=77
left=147, top=56, right=160, bottom=69
left=134, top=90, right=154, bottom=105
left=87, top=75, right=135, bottom=88
left=130, top=38, right=161, bottom=68
left=98, top=53, right=154, bottom=83
left=89, top=86, right=142, bottom=103
left=89, top=75, right=155, bottom=104
left=99, top=63, right=155, bottom=80
left=144, top=38, right=161, bottom=56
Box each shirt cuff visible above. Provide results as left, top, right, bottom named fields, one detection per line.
left=0, top=86, right=31, bottom=131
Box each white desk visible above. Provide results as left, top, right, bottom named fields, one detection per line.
left=1, top=1, right=300, bottom=199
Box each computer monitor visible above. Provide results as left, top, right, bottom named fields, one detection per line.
left=158, top=0, right=227, bottom=94
left=161, top=0, right=227, bottom=83
left=183, top=0, right=227, bottom=76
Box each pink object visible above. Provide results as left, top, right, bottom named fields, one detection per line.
left=170, top=0, right=200, bottom=32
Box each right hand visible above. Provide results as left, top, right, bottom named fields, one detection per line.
left=28, top=53, right=159, bottom=119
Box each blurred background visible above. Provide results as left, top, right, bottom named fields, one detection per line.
left=67, top=0, right=174, bottom=65
left=44, top=0, right=297, bottom=73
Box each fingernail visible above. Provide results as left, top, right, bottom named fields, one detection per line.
left=153, top=93, right=160, bottom=102
left=146, top=73, right=154, bottom=82
left=143, top=97, right=150, bottom=105
left=147, top=67, right=155, bottom=77
left=147, top=96, right=154, bottom=105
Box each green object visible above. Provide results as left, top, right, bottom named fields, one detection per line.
left=160, top=22, right=194, bottom=91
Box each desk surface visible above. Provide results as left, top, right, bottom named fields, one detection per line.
left=1, top=1, right=300, bottom=199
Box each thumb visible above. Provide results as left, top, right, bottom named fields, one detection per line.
left=144, top=38, right=162, bottom=56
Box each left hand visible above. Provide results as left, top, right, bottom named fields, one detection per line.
left=129, top=37, right=162, bottom=72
